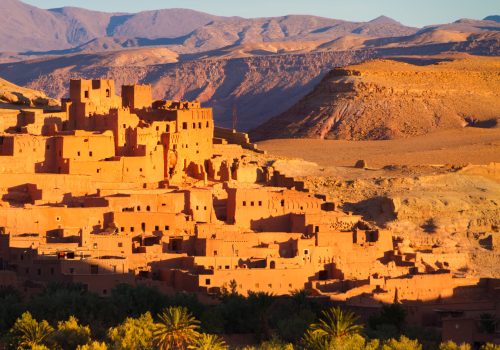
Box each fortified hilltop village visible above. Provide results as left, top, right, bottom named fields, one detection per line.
left=0, top=78, right=498, bottom=344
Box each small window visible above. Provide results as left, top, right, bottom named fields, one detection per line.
left=225, top=265, right=230, bottom=269
left=206, top=121, right=209, bottom=127
left=164, top=225, right=169, bottom=231
left=281, top=200, right=285, bottom=207
left=123, top=124, right=126, bottom=128
left=182, top=122, right=187, bottom=130
left=166, top=125, right=170, bottom=132
left=258, top=201, right=262, bottom=206
left=93, top=243, right=98, bottom=249
left=205, top=278, right=211, bottom=285
left=130, top=227, right=135, bottom=232
left=156, top=126, right=159, bottom=131
left=155, top=225, right=159, bottom=231
left=213, top=250, right=218, bottom=256
left=118, top=242, right=123, bottom=247
left=84, top=90, right=89, bottom=98
left=192, top=122, right=196, bottom=128
left=146, top=205, right=151, bottom=211
left=304, top=249, right=309, bottom=255
left=106, top=89, right=110, bottom=98
left=198, top=122, right=202, bottom=128
left=137, top=206, right=141, bottom=211
left=141, top=222, right=146, bottom=231
left=242, top=201, right=246, bottom=206
left=97, top=169, right=100, bottom=173
left=77, top=151, right=81, bottom=156
left=89, top=151, right=93, bottom=157
left=251, top=201, right=254, bottom=206
left=139, top=168, right=143, bottom=172
left=121, top=227, right=125, bottom=232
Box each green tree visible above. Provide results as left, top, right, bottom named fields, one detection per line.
left=382, top=336, right=422, bottom=350
left=9, top=312, right=54, bottom=349
left=107, top=312, right=155, bottom=350
left=439, top=341, right=471, bottom=350
left=188, top=333, right=228, bottom=350
left=258, top=337, right=294, bottom=350
left=308, top=307, right=363, bottom=340
left=480, top=344, right=500, bottom=350
left=154, top=306, right=200, bottom=350
left=51, top=316, right=91, bottom=350
left=77, top=341, right=109, bottom=350
left=369, top=304, right=407, bottom=333
left=301, top=331, right=331, bottom=350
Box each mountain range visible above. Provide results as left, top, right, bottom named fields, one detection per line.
left=0, top=0, right=498, bottom=134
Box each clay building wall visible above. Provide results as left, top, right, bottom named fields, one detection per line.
left=111, top=211, right=192, bottom=236
left=0, top=135, right=56, bottom=173
left=122, top=84, right=152, bottom=110
left=194, top=265, right=318, bottom=295
left=186, top=188, right=215, bottom=223
left=0, top=109, right=20, bottom=132
left=0, top=173, right=93, bottom=205
left=226, top=187, right=323, bottom=230
left=0, top=207, right=106, bottom=236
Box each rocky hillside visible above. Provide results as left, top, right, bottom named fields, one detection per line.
left=0, top=77, right=58, bottom=108
left=251, top=56, right=500, bottom=140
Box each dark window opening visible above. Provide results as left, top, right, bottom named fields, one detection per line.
left=182, top=122, right=188, bottom=130
left=84, top=91, right=89, bottom=98
left=106, top=89, right=110, bottom=98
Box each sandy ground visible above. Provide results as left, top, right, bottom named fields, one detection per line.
left=257, top=128, right=500, bottom=168
left=256, top=129, right=500, bottom=277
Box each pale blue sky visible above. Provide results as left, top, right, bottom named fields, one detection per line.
left=23, top=0, right=500, bottom=28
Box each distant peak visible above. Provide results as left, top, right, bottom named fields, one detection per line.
left=369, top=15, right=401, bottom=25
left=484, top=15, right=500, bottom=23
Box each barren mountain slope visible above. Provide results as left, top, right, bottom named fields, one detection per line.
left=251, top=56, right=500, bottom=140
left=0, top=77, right=58, bottom=107
left=0, top=51, right=374, bottom=130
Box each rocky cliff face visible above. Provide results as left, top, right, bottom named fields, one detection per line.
left=250, top=56, right=500, bottom=140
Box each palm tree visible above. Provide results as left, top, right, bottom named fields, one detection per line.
left=10, top=312, right=54, bottom=349
left=302, top=330, right=331, bottom=350
left=308, top=307, right=362, bottom=341
left=154, top=306, right=200, bottom=350
left=188, top=333, right=228, bottom=350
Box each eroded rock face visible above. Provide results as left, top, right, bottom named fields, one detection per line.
left=250, top=56, right=500, bottom=140
left=0, top=78, right=59, bottom=108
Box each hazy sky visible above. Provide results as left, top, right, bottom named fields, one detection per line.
left=22, top=0, right=500, bottom=27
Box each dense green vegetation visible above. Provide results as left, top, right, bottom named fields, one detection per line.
left=0, top=283, right=498, bottom=350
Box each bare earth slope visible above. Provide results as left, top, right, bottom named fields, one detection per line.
left=0, top=77, right=58, bottom=108
left=258, top=130, right=500, bottom=276
left=251, top=56, right=500, bottom=140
